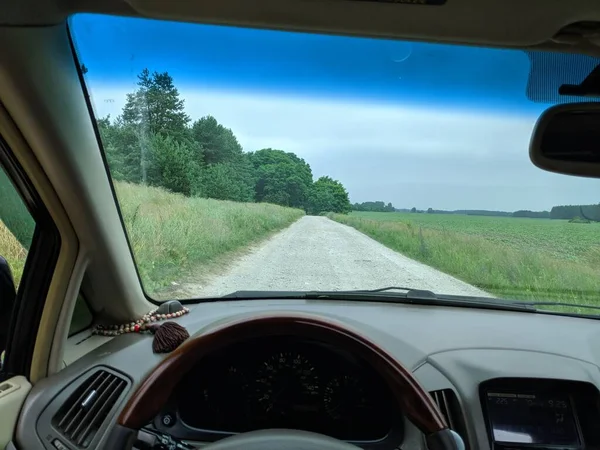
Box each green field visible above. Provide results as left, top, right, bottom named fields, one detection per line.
left=329, top=211, right=600, bottom=312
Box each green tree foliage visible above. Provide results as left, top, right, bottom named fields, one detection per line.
left=100, top=68, right=192, bottom=186
left=352, top=201, right=395, bottom=212
left=307, top=176, right=351, bottom=215
left=568, top=216, right=591, bottom=224
left=249, top=149, right=313, bottom=208
left=122, top=68, right=189, bottom=138
left=512, top=210, right=550, bottom=219
left=201, top=155, right=255, bottom=202
left=98, top=68, right=352, bottom=211
left=452, top=210, right=512, bottom=217
left=192, top=115, right=242, bottom=165
left=146, top=134, right=201, bottom=196
left=550, top=204, right=600, bottom=221
left=98, top=116, right=144, bottom=182
left=190, top=115, right=255, bottom=202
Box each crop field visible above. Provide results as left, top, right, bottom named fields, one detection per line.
left=329, top=211, right=600, bottom=311
left=351, top=212, right=600, bottom=262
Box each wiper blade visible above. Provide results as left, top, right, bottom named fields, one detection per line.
left=306, top=289, right=536, bottom=311
left=222, top=287, right=436, bottom=299
left=515, top=301, right=600, bottom=312
left=221, top=289, right=536, bottom=312
left=349, top=286, right=414, bottom=293
left=326, top=286, right=438, bottom=299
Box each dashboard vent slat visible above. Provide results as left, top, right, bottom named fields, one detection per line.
left=432, top=389, right=455, bottom=429
left=77, top=378, right=126, bottom=446
left=53, top=369, right=128, bottom=448
left=430, top=389, right=469, bottom=449
left=57, top=371, right=105, bottom=433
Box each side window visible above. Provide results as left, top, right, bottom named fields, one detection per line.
left=0, top=165, right=35, bottom=364
left=0, top=165, right=92, bottom=355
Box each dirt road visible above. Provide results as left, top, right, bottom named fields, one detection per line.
left=180, top=216, right=490, bottom=298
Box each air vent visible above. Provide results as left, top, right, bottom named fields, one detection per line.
left=430, top=389, right=469, bottom=449
left=52, top=369, right=128, bottom=448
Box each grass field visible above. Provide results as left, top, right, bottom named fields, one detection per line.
left=0, top=219, right=27, bottom=287
left=115, top=182, right=304, bottom=297
left=329, top=211, right=600, bottom=311
left=0, top=167, right=34, bottom=288
left=0, top=182, right=304, bottom=298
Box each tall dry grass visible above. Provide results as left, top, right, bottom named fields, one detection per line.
left=115, top=182, right=304, bottom=296
left=0, top=219, right=27, bottom=286
left=0, top=182, right=304, bottom=297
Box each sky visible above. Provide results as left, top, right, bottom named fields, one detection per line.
left=70, top=14, right=600, bottom=211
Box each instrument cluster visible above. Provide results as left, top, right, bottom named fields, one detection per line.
left=169, top=337, right=401, bottom=443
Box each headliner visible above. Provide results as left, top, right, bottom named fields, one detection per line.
left=3, top=0, right=600, bottom=56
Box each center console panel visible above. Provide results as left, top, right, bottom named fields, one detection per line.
left=480, top=378, right=600, bottom=450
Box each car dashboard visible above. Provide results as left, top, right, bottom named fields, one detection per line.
left=13, top=299, right=600, bottom=450
left=156, top=336, right=401, bottom=447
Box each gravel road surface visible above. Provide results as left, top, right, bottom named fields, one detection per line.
left=189, top=216, right=491, bottom=298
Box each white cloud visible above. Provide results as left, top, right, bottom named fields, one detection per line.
left=88, top=85, right=600, bottom=210
left=91, top=85, right=537, bottom=159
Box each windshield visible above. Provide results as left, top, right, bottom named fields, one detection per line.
left=70, top=14, right=600, bottom=312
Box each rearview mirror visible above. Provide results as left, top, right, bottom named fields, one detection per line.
left=530, top=102, right=600, bottom=178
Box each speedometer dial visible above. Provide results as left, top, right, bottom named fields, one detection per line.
left=254, top=351, right=320, bottom=417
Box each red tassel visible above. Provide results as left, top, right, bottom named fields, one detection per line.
left=146, top=322, right=189, bottom=353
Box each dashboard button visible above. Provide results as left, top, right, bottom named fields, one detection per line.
left=162, top=413, right=175, bottom=427
left=52, top=439, right=69, bottom=450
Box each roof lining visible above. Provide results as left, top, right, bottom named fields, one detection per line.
left=2, top=0, right=600, bottom=56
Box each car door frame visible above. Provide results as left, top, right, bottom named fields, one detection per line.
left=0, top=133, right=61, bottom=382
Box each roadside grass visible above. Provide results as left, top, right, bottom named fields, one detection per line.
left=328, top=212, right=600, bottom=312
left=0, top=167, right=35, bottom=287
left=0, top=182, right=304, bottom=298
left=0, top=219, right=27, bottom=287
left=115, top=182, right=304, bottom=297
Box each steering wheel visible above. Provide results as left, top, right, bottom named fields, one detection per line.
left=107, top=313, right=465, bottom=450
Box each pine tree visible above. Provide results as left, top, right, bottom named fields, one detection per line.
left=120, top=68, right=190, bottom=182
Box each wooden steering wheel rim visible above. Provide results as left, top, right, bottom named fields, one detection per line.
left=118, top=313, right=448, bottom=435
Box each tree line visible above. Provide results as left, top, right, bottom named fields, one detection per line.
left=97, top=68, right=351, bottom=214
left=402, top=207, right=595, bottom=220
left=407, top=208, right=514, bottom=217
left=513, top=210, right=550, bottom=219
left=352, top=201, right=396, bottom=212
left=550, top=204, right=600, bottom=221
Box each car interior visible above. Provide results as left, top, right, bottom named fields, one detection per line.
left=3, top=0, right=600, bottom=450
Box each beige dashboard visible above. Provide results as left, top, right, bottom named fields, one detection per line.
left=14, top=299, right=600, bottom=450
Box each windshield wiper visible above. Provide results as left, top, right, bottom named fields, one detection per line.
left=221, top=288, right=537, bottom=312
left=218, top=289, right=600, bottom=318
left=514, top=300, right=600, bottom=312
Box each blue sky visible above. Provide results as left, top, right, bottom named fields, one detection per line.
left=71, top=14, right=540, bottom=112
left=70, top=14, right=600, bottom=211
